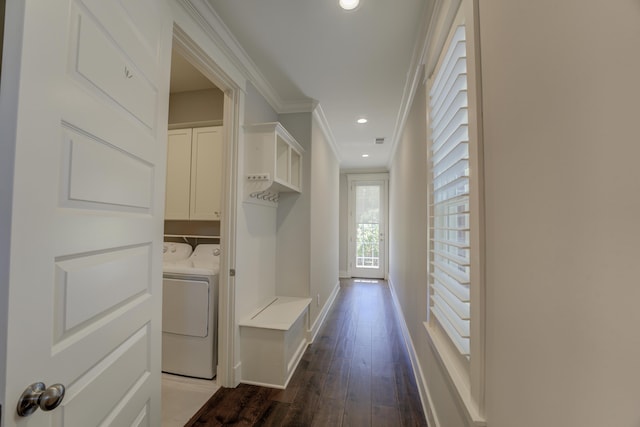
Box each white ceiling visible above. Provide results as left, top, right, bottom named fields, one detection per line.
left=179, top=0, right=428, bottom=169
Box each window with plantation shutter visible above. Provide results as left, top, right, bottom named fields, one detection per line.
left=428, top=24, right=471, bottom=358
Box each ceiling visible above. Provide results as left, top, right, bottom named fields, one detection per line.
left=173, top=0, right=428, bottom=169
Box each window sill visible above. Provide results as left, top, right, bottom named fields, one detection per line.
left=424, top=321, right=486, bottom=426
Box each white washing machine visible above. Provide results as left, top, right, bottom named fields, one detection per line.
left=163, top=242, right=193, bottom=263
left=162, top=243, right=220, bottom=379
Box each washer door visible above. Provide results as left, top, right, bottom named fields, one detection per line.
left=162, top=278, right=209, bottom=337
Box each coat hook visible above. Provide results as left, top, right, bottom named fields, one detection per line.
left=124, top=66, right=133, bottom=79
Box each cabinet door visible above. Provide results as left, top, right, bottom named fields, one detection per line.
left=165, top=129, right=193, bottom=219
left=190, top=126, right=224, bottom=220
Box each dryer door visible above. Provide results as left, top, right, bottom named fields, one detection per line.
left=163, top=278, right=210, bottom=337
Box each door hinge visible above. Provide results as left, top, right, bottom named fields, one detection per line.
left=229, top=269, right=236, bottom=277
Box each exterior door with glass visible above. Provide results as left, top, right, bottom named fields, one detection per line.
left=348, top=175, right=388, bottom=279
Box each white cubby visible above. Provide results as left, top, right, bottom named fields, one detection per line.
left=244, top=122, right=304, bottom=206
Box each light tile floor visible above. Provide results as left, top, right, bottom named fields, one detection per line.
left=162, top=373, right=220, bottom=427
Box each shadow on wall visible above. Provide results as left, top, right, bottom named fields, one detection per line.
left=164, top=220, right=220, bottom=238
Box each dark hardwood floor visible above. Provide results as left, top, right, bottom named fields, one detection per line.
left=186, top=279, right=428, bottom=426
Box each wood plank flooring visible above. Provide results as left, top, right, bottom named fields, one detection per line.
left=185, top=279, right=428, bottom=426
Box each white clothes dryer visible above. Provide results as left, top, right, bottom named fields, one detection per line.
left=162, top=244, right=220, bottom=379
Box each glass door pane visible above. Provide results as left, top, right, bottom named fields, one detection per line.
left=356, top=185, right=380, bottom=269
left=350, top=179, right=386, bottom=279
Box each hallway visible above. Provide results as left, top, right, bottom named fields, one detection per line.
left=186, top=279, right=428, bottom=426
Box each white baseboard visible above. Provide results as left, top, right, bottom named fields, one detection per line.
left=339, top=270, right=350, bottom=278
left=388, top=278, right=440, bottom=427
left=233, top=361, right=242, bottom=387
left=308, top=280, right=341, bottom=343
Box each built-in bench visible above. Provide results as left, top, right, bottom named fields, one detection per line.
left=239, top=296, right=312, bottom=388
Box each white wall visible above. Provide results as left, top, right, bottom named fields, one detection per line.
left=389, top=1, right=640, bottom=426
left=235, top=80, right=279, bottom=313
left=244, top=82, right=276, bottom=126
left=389, top=76, right=469, bottom=427
left=479, top=1, right=640, bottom=426
left=388, top=79, right=427, bottom=344
left=275, top=113, right=312, bottom=298
left=234, top=81, right=279, bottom=374
left=275, top=112, right=340, bottom=328
left=309, top=114, right=340, bottom=327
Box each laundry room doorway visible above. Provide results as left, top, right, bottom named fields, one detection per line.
left=162, top=27, right=240, bottom=401
left=159, top=28, right=241, bottom=425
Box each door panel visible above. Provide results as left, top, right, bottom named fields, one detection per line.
left=165, top=129, right=193, bottom=219
left=55, top=245, right=151, bottom=333
left=190, top=126, right=223, bottom=220
left=2, top=0, right=171, bottom=425
left=64, top=127, right=154, bottom=209
left=74, top=11, right=157, bottom=128
left=59, top=326, right=150, bottom=427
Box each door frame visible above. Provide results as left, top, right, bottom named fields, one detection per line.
left=172, top=26, right=240, bottom=388
left=0, top=0, right=24, bottom=416
left=347, top=173, right=389, bottom=279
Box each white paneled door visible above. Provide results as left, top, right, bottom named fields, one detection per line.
left=1, top=0, right=171, bottom=425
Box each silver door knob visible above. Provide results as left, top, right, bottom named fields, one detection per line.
left=17, top=382, right=65, bottom=417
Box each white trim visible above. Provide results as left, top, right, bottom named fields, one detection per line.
left=339, top=270, right=350, bottom=279
left=424, top=322, right=486, bottom=426
left=464, top=0, right=486, bottom=409
left=172, top=22, right=242, bottom=389
left=387, top=0, right=440, bottom=169
left=346, top=173, right=389, bottom=279
left=180, top=0, right=280, bottom=109
left=171, top=2, right=245, bottom=89
left=181, top=0, right=317, bottom=116
left=312, top=104, right=341, bottom=163
left=0, top=0, right=24, bottom=413
left=424, top=0, right=486, bottom=421
left=233, top=361, right=242, bottom=385
left=307, top=280, right=341, bottom=343
left=424, top=0, right=464, bottom=80
left=388, top=279, right=440, bottom=427
left=280, top=99, right=318, bottom=114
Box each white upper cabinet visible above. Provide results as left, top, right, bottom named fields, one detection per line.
left=165, top=129, right=193, bottom=219
left=244, top=122, right=304, bottom=205
left=165, top=126, right=223, bottom=220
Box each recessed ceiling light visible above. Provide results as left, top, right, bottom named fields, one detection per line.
left=362, top=154, right=369, bottom=158
left=339, top=0, right=360, bottom=11
left=357, top=118, right=368, bottom=124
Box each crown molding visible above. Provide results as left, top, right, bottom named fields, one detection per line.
left=179, top=0, right=317, bottom=115
left=387, top=0, right=441, bottom=169
left=279, top=99, right=318, bottom=114
left=312, top=104, right=341, bottom=163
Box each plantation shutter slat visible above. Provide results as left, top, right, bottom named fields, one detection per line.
left=429, top=23, right=471, bottom=358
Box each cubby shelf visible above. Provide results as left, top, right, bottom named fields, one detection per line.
left=244, top=122, right=304, bottom=206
